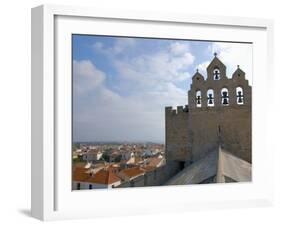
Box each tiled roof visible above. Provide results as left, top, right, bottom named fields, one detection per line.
left=73, top=167, right=91, bottom=182
left=86, top=149, right=102, bottom=154
left=141, top=165, right=156, bottom=172
left=73, top=167, right=121, bottom=185
left=147, top=157, right=163, bottom=167
left=90, top=169, right=121, bottom=184
left=120, top=167, right=144, bottom=178
left=107, top=165, right=121, bottom=173
left=73, top=162, right=88, bottom=170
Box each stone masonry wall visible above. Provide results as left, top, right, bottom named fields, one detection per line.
left=188, top=106, right=251, bottom=163
left=165, top=55, right=252, bottom=164
left=165, top=106, right=191, bottom=162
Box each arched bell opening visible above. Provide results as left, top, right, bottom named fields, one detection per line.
left=213, top=67, right=221, bottom=80
left=207, top=89, right=215, bottom=107
left=221, top=88, right=229, bottom=106
left=236, top=87, right=244, bottom=105
left=196, top=90, right=202, bottom=107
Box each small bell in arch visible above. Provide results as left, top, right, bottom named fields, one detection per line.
left=196, top=95, right=201, bottom=105
left=214, top=72, right=219, bottom=80
left=237, top=91, right=243, bottom=103
left=213, top=68, right=220, bottom=80
left=223, top=98, right=228, bottom=105
left=208, top=94, right=213, bottom=104
left=222, top=91, right=229, bottom=105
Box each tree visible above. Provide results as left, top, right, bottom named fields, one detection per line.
left=114, top=155, right=122, bottom=163
left=101, top=153, right=110, bottom=162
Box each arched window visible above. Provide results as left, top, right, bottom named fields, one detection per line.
left=213, top=67, right=221, bottom=80
left=221, top=88, right=229, bottom=106
left=207, top=89, right=214, bottom=107
left=236, top=87, right=244, bottom=105
left=196, top=90, right=202, bottom=107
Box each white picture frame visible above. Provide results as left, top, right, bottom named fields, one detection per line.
left=31, top=4, right=274, bottom=221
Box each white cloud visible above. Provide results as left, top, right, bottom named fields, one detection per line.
left=73, top=59, right=187, bottom=143
left=74, top=82, right=186, bottom=143
left=112, top=38, right=136, bottom=54
left=169, top=42, right=190, bottom=56
left=73, top=39, right=194, bottom=142
left=92, top=39, right=194, bottom=103
left=93, top=38, right=136, bottom=56
left=94, top=40, right=194, bottom=83
left=196, top=61, right=210, bottom=78
left=73, top=60, right=106, bottom=95
left=93, top=41, right=103, bottom=50
left=113, top=42, right=195, bottom=91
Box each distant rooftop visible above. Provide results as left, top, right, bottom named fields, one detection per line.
left=73, top=167, right=121, bottom=185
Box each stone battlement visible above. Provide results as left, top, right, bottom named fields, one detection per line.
left=165, top=105, right=189, bottom=116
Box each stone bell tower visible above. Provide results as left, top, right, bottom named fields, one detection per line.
left=165, top=53, right=252, bottom=166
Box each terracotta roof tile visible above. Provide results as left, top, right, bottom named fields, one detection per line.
left=89, top=170, right=121, bottom=184
left=141, top=165, right=156, bottom=172
left=147, top=157, right=163, bottom=167
left=73, top=167, right=91, bottom=182
left=73, top=168, right=121, bottom=185
left=86, top=149, right=102, bottom=155
left=120, top=167, right=144, bottom=178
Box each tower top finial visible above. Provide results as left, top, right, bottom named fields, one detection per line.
left=237, top=65, right=240, bottom=68
left=196, top=68, right=199, bottom=73
left=214, top=52, right=217, bottom=57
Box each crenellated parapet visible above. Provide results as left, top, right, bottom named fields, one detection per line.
left=165, top=105, right=189, bottom=116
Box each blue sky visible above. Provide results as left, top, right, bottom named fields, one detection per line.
left=72, top=35, right=252, bottom=143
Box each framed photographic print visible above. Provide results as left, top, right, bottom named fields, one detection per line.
left=31, top=4, right=274, bottom=221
